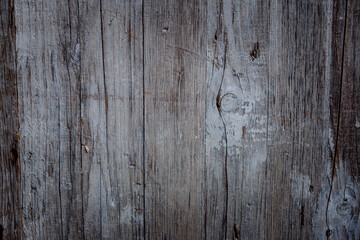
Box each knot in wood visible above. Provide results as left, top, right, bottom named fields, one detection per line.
left=220, top=93, right=238, bottom=112
left=336, top=201, right=352, bottom=216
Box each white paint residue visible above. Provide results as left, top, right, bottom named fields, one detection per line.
left=84, top=145, right=90, bottom=153
left=355, top=119, right=360, bottom=128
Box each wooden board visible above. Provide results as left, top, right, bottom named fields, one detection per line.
left=0, top=0, right=359, bottom=239
left=0, top=0, right=22, bottom=239
left=14, top=0, right=144, bottom=239
left=143, top=1, right=207, bottom=239
left=205, top=1, right=270, bottom=239
left=15, top=0, right=83, bottom=238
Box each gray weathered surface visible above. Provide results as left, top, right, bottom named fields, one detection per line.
left=143, top=1, right=207, bottom=239
left=0, top=0, right=359, bottom=239
left=0, top=0, right=22, bottom=239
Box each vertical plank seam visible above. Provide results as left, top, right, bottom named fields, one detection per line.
left=142, top=0, right=146, bottom=239
left=203, top=1, right=214, bottom=238
left=13, top=0, right=23, bottom=237
left=203, top=2, right=208, bottom=237
left=65, top=2, right=74, bottom=237
left=264, top=0, right=271, bottom=237
left=325, top=0, right=348, bottom=236
left=58, top=95, right=64, bottom=240
left=99, top=0, right=108, bottom=238
left=76, top=0, right=85, bottom=237
left=265, top=0, right=271, bottom=180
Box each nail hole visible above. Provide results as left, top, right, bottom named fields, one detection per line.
left=250, top=41, right=260, bottom=60
left=10, top=147, right=18, bottom=162
left=162, top=26, right=169, bottom=33
left=48, top=164, right=54, bottom=177
left=326, top=229, right=332, bottom=237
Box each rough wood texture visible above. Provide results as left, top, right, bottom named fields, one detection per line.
left=1, top=0, right=359, bottom=239
left=16, top=0, right=82, bottom=238
left=0, top=0, right=22, bottom=239
left=143, top=1, right=207, bottom=239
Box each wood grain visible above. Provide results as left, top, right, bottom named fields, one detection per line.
left=143, top=0, right=207, bottom=239
left=323, top=0, right=360, bottom=238
left=266, top=1, right=333, bottom=239
left=205, top=1, right=270, bottom=239
left=14, top=0, right=144, bottom=239
left=98, top=0, right=144, bottom=238
left=0, top=0, right=22, bottom=239
left=15, top=0, right=83, bottom=238
left=0, top=0, right=359, bottom=239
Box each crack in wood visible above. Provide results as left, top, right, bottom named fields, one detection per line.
left=325, top=0, right=348, bottom=237
left=99, top=0, right=107, bottom=237
left=216, top=32, right=229, bottom=240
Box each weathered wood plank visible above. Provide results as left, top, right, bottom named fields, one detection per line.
left=204, top=1, right=228, bottom=239
left=15, top=0, right=144, bottom=239
left=143, top=0, right=207, bottom=239
left=79, top=0, right=144, bottom=238
left=99, top=0, right=144, bottom=238
left=321, top=0, right=360, bottom=238
left=205, top=0, right=270, bottom=239
left=77, top=1, right=105, bottom=237
left=266, top=0, right=360, bottom=239
left=0, top=0, right=22, bottom=239
left=266, top=1, right=332, bottom=239
left=15, top=0, right=83, bottom=238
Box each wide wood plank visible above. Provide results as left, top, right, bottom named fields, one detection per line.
left=15, top=0, right=144, bottom=238
left=15, top=0, right=83, bottom=238
left=205, top=1, right=270, bottom=239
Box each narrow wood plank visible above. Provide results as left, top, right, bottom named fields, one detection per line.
left=204, top=1, right=228, bottom=238
left=78, top=0, right=106, bottom=238
left=144, top=1, right=207, bottom=239
left=79, top=0, right=145, bottom=238
left=53, top=1, right=83, bottom=238
left=0, top=0, right=23, bottom=239
left=322, top=0, right=360, bottom=238
left=99, top=0, right=144, bottom=238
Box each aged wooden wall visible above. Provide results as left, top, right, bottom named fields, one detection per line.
left=1, top=0, right=359, bottom=239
